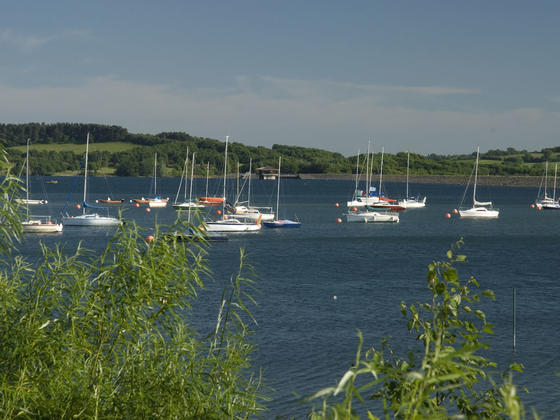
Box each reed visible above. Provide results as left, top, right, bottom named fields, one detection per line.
left=0, top=165, right=267, bottom=418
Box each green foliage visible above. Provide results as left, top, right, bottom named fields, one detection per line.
left=1, top=123, right=557, bottom=177
left=308, top=239, right=528, bottom=419
left=0, top=171, right=267, bottom=417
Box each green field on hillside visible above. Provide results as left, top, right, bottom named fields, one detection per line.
left=9, top=142, right=139, bottom=154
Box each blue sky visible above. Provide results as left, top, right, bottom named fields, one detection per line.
left=1, top=1, right=559, bottom=155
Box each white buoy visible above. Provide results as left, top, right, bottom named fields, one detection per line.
left=333, top=295, right=337, bottom=300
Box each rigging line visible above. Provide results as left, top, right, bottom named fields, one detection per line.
left=458, top=165, right=475, bottom=209
left=61, top=156, right=86, bottom=216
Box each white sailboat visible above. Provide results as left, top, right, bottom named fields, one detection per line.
left=173, top=149, right=205, bottom=210
left=398, top=152, right=426, bottom=209
left=228, top=158, right=274, bottom=222
left=536, top=162, right=560, bottom=210
left=204, top=136, right=262, bottom=233
left=458, top=146, right=499, bottom=219
left=21, top=139, right=63, bottom=233
left=263, top=157, right=301, bottom=228
left=62, top=133, right=122, bottom=227
left=366, top=147, right=405, bottom=211
left=347, top=142, right=381, bottom=207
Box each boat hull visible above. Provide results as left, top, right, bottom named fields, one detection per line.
left=203, top=220, right=261, bottom=232
left=173, top=202, right=205, bottom=210
left=345, top=211, right=399, bottom=223
left=459, top=207, right=499, bottom=219
left=262, top=219, right=301, bottom=228
left=22, top=220, right=63, bottom=233
left=62, top=214, right=122, bottom=226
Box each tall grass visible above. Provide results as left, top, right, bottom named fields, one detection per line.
left=0, top=154, right=267, bottom=418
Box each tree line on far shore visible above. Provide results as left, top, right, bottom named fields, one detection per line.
left=1, top=122, right=558, bottom=177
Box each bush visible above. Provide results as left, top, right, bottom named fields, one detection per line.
left=308, top=239, right=527, bottom=419
left=0, top=160, right=266, bottom=418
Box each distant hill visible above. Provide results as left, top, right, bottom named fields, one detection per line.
left=0, top=122, right=558, bottom=177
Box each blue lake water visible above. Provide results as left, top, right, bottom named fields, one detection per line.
left=20, top=176, right=560, bottom=418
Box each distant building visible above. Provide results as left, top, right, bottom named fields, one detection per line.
left=256, top=166, right=279, bottom=180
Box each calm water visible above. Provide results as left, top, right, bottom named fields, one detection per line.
left=20, top=176, right=560, bottom=418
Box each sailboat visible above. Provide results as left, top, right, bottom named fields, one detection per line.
left=61, top=133, right=122, bottom=226
left=347, top=143, right=381, bottom=207
left=199, top=162, right=224, bottom=205
left=398, top=152, right=426, bottom=209
left=21, top=139, right=63, bottom=233
left=263, top=157, right=301, bottom=228
left=458, top=146, right=499, bottom=219
left=536, top=162, right=560, bottom=210
left=132, top=153, right=168, bottom=207
left=173, top=150, right=205, bottom=210
left=228, top=158, right=275, bottom=222
left=367, top=147, right=405, bottom=211
left=204, top=136, right=262, bottom=233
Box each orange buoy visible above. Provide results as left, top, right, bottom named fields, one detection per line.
left=336, top=217, right=342, bottom=223
left=146, top=235, right=154, bottom=243
left=352, top=207, right=357, bottom=212
left=530, top=204, right=535, bottom=208
left=223, top=215, right=228, bottom=220
left=335, top=203, right=339, bottom=207
left=145, top=208, right=151, bottom=212
left=452, top=208, right=458, bottom=214
left=135, top=203, right=140, bottom=208
left=537, top=206, right=542, bottom=211
left=75, top=204, right=81, bottom=209
left=216, top=210, right=222, bottom=215
left=445, top=213, right=451, bottom=219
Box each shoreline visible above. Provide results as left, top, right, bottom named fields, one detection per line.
left=297, top=173, right=540, bottom=187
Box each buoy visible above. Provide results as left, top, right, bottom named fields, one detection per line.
left=445, top=213, right=451, bottom=219
left=352, top=207, right=357, bottom=212
left=217, top=210, right=222, bottom=215
left=135, top=203, right=140, bottom=208
left=75, top=204, right=81, bottom=209
left=145, top=208, right=151, bottom=212
left=146, top=235, right=154, bottom=243
left=530, top=204, right=535, bottom=209
left=333, top=295, right=337, bottom=300
left=223, top=215, right=228, bottom=220
left=335, top=203, right=339, bottom=207
left=336, top=217, right=342, bottom=223
left=452, top=208, right=458, bottom=214
left=537, top=206, right=542, bottom=211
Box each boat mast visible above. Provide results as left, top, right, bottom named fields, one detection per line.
left=174, top=147, right=189, bottom=204
left=205, top=162, right=209, bottom=198
left=25, top=138, right=30, bottom=219
left=83, top=133, right=89, bottom=215
left=248, top=158, right=252, bottom=207
left=353, top=150, right=360, bottom=199
left=222, top=136, right=229, bottom=218
left=544, top=161, right=549, bottom=199
left=275, top=156, right=281, bottom=220
left=378, top=146, right=384, bottom=198
left=188, top=153, right=195, bottom=223
left=406, top=151, right=410, bottom=199
left=184, top=148, right=189, bottom=202
left=365, top=142, right=370, bottom=200
left=473, top=146, right=479, bottom=204
left=553, top=164, right=557, bottom=202
left=154, top=153, right=158, bottom=196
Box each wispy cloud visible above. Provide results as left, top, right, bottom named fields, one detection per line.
left=0, top=76, right=557, bottom=155
left=0, top=28, right=89, bottom=52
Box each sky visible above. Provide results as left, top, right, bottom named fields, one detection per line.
left=1, top=1, right=559, bottom=156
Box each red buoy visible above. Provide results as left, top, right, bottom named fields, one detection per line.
left=452, top=208, right=458, bottom=214
left=145, top=208, right=151, bottom=212
left=146, top=235, right=154, bottom=243
left=216, top=210, right=222, bottom=215
left=445, top=213, right=451, bottom=219
left=530, top=204, right=535, bottom=209
left=335, top=203, right=339, bottom=207
left=75, top=204, right=81, bottom=209
left=336, top=217, right=342, bottom=223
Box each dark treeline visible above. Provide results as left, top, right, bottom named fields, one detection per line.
left=1, top=123, right=558, bottom=177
